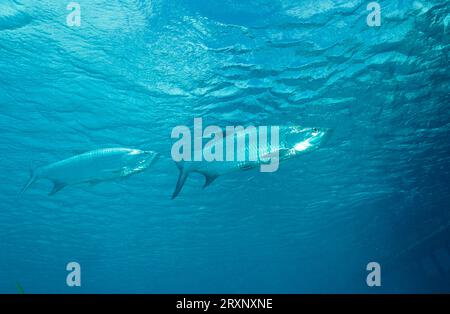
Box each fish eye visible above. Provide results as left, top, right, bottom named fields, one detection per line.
left=312, top=128, right=318, bottom=132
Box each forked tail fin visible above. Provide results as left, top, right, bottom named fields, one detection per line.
left=21, top=169, right=37, bottom=194
left=171, top=162, right=220, bottom=199
left=171, top=162, right=188, bottom=199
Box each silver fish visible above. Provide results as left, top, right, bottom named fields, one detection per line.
left=172, top=126, right=332, bottom=199
left=22, top=148, right=159, bottom=195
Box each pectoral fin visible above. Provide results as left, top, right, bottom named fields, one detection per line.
left=260, top=148, right=290, bottom=162
left=277, top=148, right=292, bottom=159
left=238, top=161, right=260, bottom=171
left=49, top=181, right=66, bottom=196
left=103, top=169, right=123, bottom=175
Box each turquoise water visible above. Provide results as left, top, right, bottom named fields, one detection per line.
left=0, top=0, right=449, bottom=293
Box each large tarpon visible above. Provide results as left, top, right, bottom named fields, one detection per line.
left=171, top=126, right=332, bottom=199
left=22, top=148, right=159, bottom=195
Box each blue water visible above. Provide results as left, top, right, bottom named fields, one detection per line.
left=0, top=0, right=449, bottom=293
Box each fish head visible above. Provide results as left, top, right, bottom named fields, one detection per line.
left=126, top=149, right=160, bottom=172
left=282, top=127, right=332, bottom=155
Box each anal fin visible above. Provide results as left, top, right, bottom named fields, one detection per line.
left=49, top=181, right=66, bottom=196
left=202, top=172, right=219, bottom=189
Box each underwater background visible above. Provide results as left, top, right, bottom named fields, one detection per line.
left=0, top=0, right=449, bottom=293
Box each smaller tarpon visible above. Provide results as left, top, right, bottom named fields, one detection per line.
left=21, top=148, right=159, bottom=195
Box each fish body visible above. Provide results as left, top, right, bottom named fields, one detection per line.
left=22, top=148, right=159, bottom=195
left=172, top=126, right=332, bottom=199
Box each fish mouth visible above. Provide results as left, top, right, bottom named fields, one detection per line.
left=311, top=128, right=332, bottom=147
